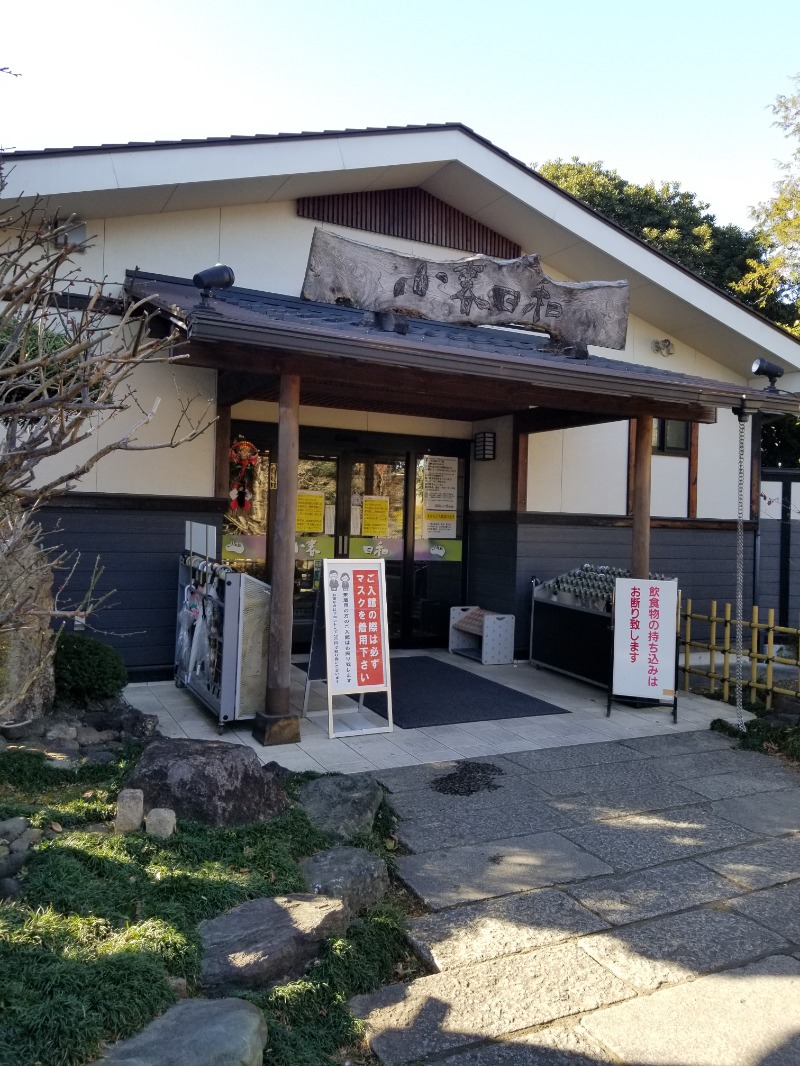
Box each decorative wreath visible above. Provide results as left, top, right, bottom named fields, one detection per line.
left=229, top=438, right=259, bottom=511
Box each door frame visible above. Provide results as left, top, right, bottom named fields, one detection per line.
left=231, top=420, right=472, bottom=647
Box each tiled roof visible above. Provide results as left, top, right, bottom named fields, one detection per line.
left=126, top=271, right=799, bottom=418
left=2, top=123, right=478, bottom=158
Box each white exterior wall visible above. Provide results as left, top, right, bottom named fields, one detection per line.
left=51, top=205, right=483, bottom=499
left=232, top=399, right=471, bottom=440
left=58, top=197, right=753, bottom=514
left=651, top=455, right=689, bottom=518
left=761, top=481, right=783, bottom=518
left=696, top=409, right=749, bottom=520
left=521, top=301, right=750, bottom=519
left=79, top=202, right=483, bottom=301
left=32, top=357, right=216, bottom=496
left=527, top=422, right=628, bottom=514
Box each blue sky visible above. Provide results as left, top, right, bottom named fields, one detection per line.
left=3, top=0, right=799, bottom=229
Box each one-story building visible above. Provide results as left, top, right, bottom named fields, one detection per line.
left=4, top=124, right=800, bottom=736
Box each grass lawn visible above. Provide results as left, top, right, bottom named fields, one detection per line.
left=0, top=747, right=418, bottom=1066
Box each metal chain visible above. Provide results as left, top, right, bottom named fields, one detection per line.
left=734, top=417, right=746, bottom=733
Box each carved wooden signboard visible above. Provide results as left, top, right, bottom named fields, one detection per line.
left=302, top=228, right=629, bottom=350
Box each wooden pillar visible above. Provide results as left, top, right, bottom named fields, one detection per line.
left=253, top=373, right=301, bottom=745
left=214, top=404, right=232, bottom=498
left=631, top=415, right=653, bottom=578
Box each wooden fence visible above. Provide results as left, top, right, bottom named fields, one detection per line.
left=681, top=599, right=799, bottom=709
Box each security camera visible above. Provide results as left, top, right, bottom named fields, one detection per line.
left=192, top=264, right=235, bottom=296
left=751, top=358, right=785, bottom=392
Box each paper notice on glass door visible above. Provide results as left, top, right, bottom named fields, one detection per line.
left=422, top=456, right=458, bottom=538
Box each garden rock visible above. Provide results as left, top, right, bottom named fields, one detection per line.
left=0, top=816, right=39, bottom=879
left=298, top=775, right=384, bottom=841
left=115, top=790, right=144, bottom=834
left=97, top=996, right=267, bottom=1065
left=0, top=877, right=21, bottom=900
left=9, top=827, right=42, bottom=853
left=300, top=846, right=389, bottom=914
left=199, top=893, right=350, bottom=992
left=145, top=807, right=176, bottom=839
left=0, top=701, right=160, bottom=769
left=125, top=738, right=290, bottom=827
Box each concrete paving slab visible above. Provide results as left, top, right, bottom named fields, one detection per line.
left=578, top=907, right=789, bottom=990
left=396, top=832, right=614, bottom=910
left=503, top=742, right=649, bottom=772
left=548, top=781, right=707, bottom=823
left=727, top=881, right=800, bottom=944
left=647, top=747, right=772, bottom=780
left=710, top=787, right=800, bottom=836
left=525, top=760, right=676, bottom=797
left=698, top=835, right=800, bottom=890
left=407, top=888, right=609, bottom=971
left=682, top=767, right=799, bottom=800
left=565, top=859, right=740, bottom=924
left=386, top=771, right=547, bottom=822
left=579, top=954, right=800, bottom=1066
left=561, top=807, right=758, bottom=872
left=419, top=1019, right=616, bottom=1065
left=396, top=795, right=576, bottom=852
left=350, top=941, right=635, bottom=1066
left=620, top=730, right=734, bottom=756
left=362, top=756, right=530, bottom=795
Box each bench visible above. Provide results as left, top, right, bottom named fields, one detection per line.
left=448, top=606, right=515, bottom=665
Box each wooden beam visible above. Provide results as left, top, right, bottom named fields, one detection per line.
left=512, top=416, right=528, bottom=512
left=626, top=420, right=636, bottom=517
left=688, top=422, right=699, bottom=519
left=516, top=409, right=623, bottom=434
left=750, top=413, right=762, bottom=522
left=200, top=342, right=720, bottom=426
left=253, top=373, right=301, bottom=746
left=631, top=415, right=653, bottom=578
left=214, top=404, right=231, bottom=498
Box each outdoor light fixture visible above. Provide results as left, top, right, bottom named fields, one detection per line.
left=751, top=358, right=785, bottom=392
left=473, top=431, right=496, bottom=461
left=651, top=338, right=674, bottom=356
left=192, top=264, right=235, bottom=308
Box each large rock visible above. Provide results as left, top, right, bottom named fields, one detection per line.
left=297, top=775, right=384, bottom=841
left=124, top=739, right=290, bottom=827
left=199, top=893, right=350, bottom=992
left=300, top=846, right=389, bottom=914
left=97, top=997, right=267, bottom=1065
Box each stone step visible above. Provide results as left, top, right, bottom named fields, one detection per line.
left=349, top=941, right=635, bottom=1065
left=396, top=831, right=613, bottom=910
left=579, top=955, right=800, bottom=1066
left=407, top=887, right=609, bottom=972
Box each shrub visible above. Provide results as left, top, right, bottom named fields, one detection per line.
left=54, top=634, right=128, bottom=702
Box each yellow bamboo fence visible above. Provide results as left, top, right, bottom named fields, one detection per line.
left=681, top=599, right=800, bottom=710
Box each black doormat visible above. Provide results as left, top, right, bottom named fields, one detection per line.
left=295, top=655, right=569, bottom=729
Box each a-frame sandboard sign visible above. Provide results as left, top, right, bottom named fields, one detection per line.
left=302, top=559, right=394, bottom=739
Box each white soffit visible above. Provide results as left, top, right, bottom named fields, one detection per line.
left=4, top=125, right=800, bottom=375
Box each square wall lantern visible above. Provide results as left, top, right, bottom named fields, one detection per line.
left=473, top=431, right=496, bottom=461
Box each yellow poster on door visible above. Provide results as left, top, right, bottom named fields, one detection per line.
left=296, top=491, right=325, bottom=533
left=362, top=496, right=390, bottom=537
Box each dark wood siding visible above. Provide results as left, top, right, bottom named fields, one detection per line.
left=298, top=188, right=521, bottom=258
left=467, top=515, right=767, bottom=658
left=39, top=497, right=226, bottom=680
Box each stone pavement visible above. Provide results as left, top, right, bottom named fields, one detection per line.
left=350, top=730, right=800, bottom=1065
left=126, top=651, right=753, bottom=776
